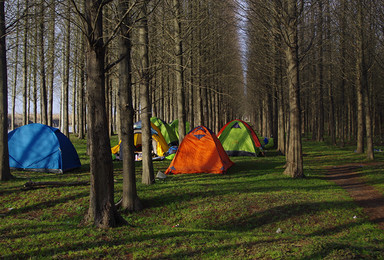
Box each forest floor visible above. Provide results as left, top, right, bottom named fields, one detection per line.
left=326, top=162, right=384, bottom=230
left=2, top=138, right=384, bottom=259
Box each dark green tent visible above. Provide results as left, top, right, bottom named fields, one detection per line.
left=150, top=117, right=179, bottom=146
left=170, top=119, right=191, bottom=139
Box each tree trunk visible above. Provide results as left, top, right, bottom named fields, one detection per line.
left=173, top=0, right=186, bottom=142
left=118, top=0, right=143, bottom=211
left=356, top=2, right=374, bottom=160
left=33, top=11, right=38, bottom=123
left=84, top=0, right=124, bottom=228
left=47, top=0, right=55, bottom=127
left=355, top=1, right=365, bottom=154
left=317, top=0, right=324, bottom=142
left=0, top=0, right=12, bottom=181
left=62, top=2, right=70, bottom=136
left=78, top=33, right=85, bottom=139
left=22, top=0, right=28, bottom=126
left=72, top=46, right=77, bottom=135
left=39, top=0, right=48, bottom=125
left=137, top=1, right=155, bottom=185
left=283, top=0, right=303, bottom=178
left=11, top=0, right=20, bottom=130
left=326, top=0, right=336, bottom=145
left=338, top=0, right=347, bottom=146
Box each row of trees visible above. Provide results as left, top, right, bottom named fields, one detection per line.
left=245, top=0, right=384, bottom=176
left=5, top=0, right=244, bottom=135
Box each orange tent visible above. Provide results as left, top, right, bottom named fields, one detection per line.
left=165, top=126, right=234, bottom=174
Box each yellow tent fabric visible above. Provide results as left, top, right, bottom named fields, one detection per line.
left=111, top=140, right=121, bottom=154
left=133, top=131, right=168, bottom=156
left=150, top=123, right=168, bottom=150
left=111, top=122, right=169, bottom=157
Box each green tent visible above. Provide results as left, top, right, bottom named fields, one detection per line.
left=150, top=117, right=179, bottom=146
left=217, top=119, right=263, bottom=156
left=170, top=119, right=191, bottom=139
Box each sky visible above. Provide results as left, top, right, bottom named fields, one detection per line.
left=235, top=0, right=249, bottom=94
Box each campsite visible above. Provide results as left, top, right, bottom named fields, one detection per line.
left=1, top=132, right=384, bottom=259
left=1, top=0, right=384, bottom=259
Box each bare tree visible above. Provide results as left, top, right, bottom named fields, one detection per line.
left=282, top=0, right=303, bottom=178
left=173, top=0, right=186, bottom=141
left=22, top=0, right=29, bottom=125
left=118, top=0, right=143, bottom=210
left=39, top=0, right=48, bottom=125
left=11, top=0, right=20, bottom=130
left=136, top=0, right=155, bottom=185
left=47, top=0, right=55, bottom=126
left=0, top=0, right=12, bottom=181
left=355, top=0, right=374, bottom=160
left=83, top=0, right=125, bottom=228
left=61, top=1, right=71, bottom=136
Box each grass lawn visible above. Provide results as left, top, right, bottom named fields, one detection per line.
left=1, top=135, right=384, bottom=259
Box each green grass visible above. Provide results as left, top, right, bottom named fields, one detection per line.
left=1, top=136, right=384, bottom=259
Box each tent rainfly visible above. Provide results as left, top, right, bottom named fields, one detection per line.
left=165, top=126, right=234, bottom=174
left=217, top=119, right=263, bottom=156
left=150, top=117, right=179, bottom=146
left=8, top=123, right=81, bottom=173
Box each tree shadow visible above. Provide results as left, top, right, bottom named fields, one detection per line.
left=6, top=191, right=89, bottom=215
left=207, top=200, right=360, bottom=231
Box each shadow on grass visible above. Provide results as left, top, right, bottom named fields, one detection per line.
left=0, top=221, right=79, bottom=240
left=6, top=191, right=89, bottom=216
left=207, top=200, right=360, bottom=232
left=7, top=222, right=382, bottom=259
left=138, top=179, right=347, bottom=214
left=2, top=228, right=279, bottom=259
left=158, top=238, right=281, bottom=259
left=300, top=240, right=384, bottom=259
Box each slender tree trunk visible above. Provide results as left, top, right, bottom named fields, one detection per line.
left=355, top=4, right=364, bottom=154
left=338, top=0, right=347, bottom=146
left=356, top=2, right=374, bottom=159
left=173, top=0, right=186, bottom=141
left=0, top=0, right=12, bottom=181
left=11, top=0, right=20, bottom=130
left=326, top=0, right=336, bottom=145
left=188, top=0, right=195, bottom=128
left=39, top=0, right=48, bottom=125
left=277, top=56, right=286, bottom=154
left=195, top=12, right=202, bottom=128
left=62, top=2, right=70, bottom=136
left=33, top=17, right=37, bottom=123
left=22, top=0, right=28, bottom=126
left=47, top=0, right=55, bottom=126
left=272, top=2, right=285, bottom=153
left=277, top=90, right=286, bottom=154
left=78, top=33, right=85, bottom=139
left=137, top=1, right=155, bottom=185
left=283, top=0, right=303, bottom=178
left=364, top=86, right=374, bottom=159
left=84, top=0, right=124, bottom=228
left=118, top=0, right=143, bottom=211
left=317, top=0, right=324, bottom=142
left=72, top=44, right=78, bottom=134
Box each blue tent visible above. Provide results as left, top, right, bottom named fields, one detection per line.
left=8, top=123, right=81, bottom=173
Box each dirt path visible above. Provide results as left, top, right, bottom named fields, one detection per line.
left=326, top=163, right=384, bottom=229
